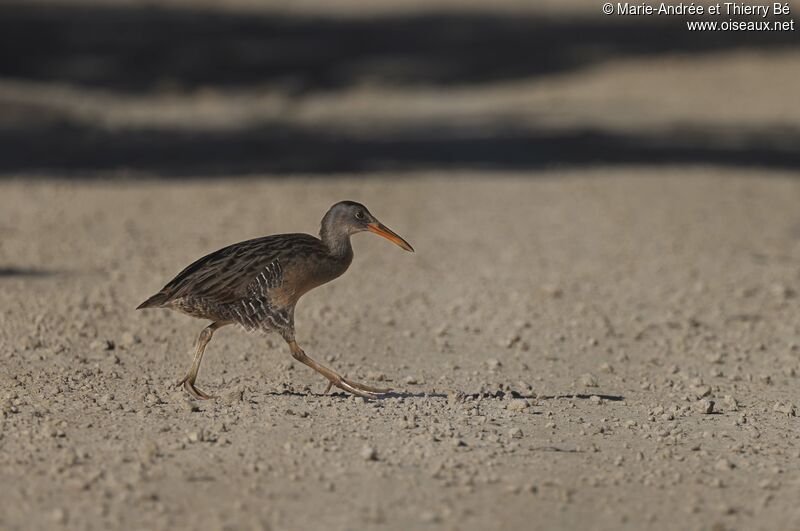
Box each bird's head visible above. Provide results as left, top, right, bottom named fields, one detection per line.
left=321, top=201, right=414, bottom=252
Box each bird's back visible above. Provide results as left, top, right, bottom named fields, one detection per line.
left=137, top=233, right=344, bottom=314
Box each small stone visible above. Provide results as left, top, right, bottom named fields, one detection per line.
left=770, top=283, right=795, bottom=299
left=773, top=402, right=796, bottom=417
left=366, top=371, right=386, bottom=382
left=714, top=458, right=735, bottom=471
left=722, top=395, right=739, bottom=412
left=404, top=376, right=418, bottom=385
left=138, top=440, right=159, bottom=463
left=419, top=511, right=440, bottom=524
left=693, top=385, right=712, bottom=398
left=598, top=362, right=614, bottom=374
left=506, top=399, right=530, bottom=412
left=580, top=373, right=599, bottom=387
left=589, top=395, right=603, bottom=405
left=509, top=427, right=523, bottom=439
left=222, top=388, right=244, bottom=404
left=50, top=508, right=67, bottom=524
left=17, top=336, right=42, bottom=350
left=759, top=479, right=780, bottom=490
left=361, top=445, right=378, bottom=461
left=694, top=399, right=715, bottom=414
left=90, top=339, right=115, bottom=351
left=187, top=430, right=203, bottom=443
left=540, top=284, right=563, bottom=298
left=144, top=393, right=163, bottom=406
left=486, top=358, right=502, bottom=371
left=179, top=398, right=200, bottom=413
left=447, top=391, right=465, bottom=405
left=500, top=335, right=521, bottom=349
left=98, top=394, right=113, bottom=405
left=120, top=332, right=141, bottom=347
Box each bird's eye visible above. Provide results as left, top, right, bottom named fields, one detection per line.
left=355, top=211, right=364, bottom=220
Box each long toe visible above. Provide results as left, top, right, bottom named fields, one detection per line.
left=183, top=381, right=216, bottom=400
left=341, top=384, right=380, bottom=399
left=330, top=378, right=386, bottom=399
left=342, top=377, right=391, bottom=394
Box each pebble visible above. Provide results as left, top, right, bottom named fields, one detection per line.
left=509, top=427, right=523, bottom=439
left=694, top=399, right=715, bottom=414
left=447, top=391, right=466, bottom=405
left=120, top=332, right=141, bottom=347
left=770, top=283, right=795, bottom=299
left=500, top=335, right=521, bottom=349
left=714, top=458, right=735, bottom=471
left=90, top=339, right=115, bottom=351
left=179, top=399, right=201, bottom=413
left=506, top=399, right=529, bottom=412
left=486, top=358, right=502, bottom=371
left=722, top=395, right=739, bottom=412
left=419, top=510, right=441, bottom=524
left=50, top=508, right=67, bottom=524
left=580, top=373, right=599, bottom=387
left=17, top=336, right=43, bottom=350
left=138, top=440, right=159, bottom=464
left=540, top=284, right=563, bottom=298
left=772, top=402, right=796, bottom=417
left=693, top=385, right=712, bottom=398
left=759, top=479, right=780, bottom=490
left=222, top=388, right=244, bottom=404
left=599, top=362, right=614, bottom=374
left=361, top=445, right=378, bottom=461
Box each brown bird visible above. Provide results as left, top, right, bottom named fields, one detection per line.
left=137, top=201, right=414, bottom=400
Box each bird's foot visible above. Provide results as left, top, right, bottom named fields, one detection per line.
left=324, top=376, right=391, bottom=399
left=176, top=376, right=216, bottom=400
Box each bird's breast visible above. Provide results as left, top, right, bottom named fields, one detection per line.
left=280, top=254, right=351, bottom=305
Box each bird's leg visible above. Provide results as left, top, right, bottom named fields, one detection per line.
left=286, top=340, right=391, bottom=399
left=177, top=321, right=229, bottom=400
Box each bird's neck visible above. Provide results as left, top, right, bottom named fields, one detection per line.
left=320, top=227, right=353, bottom=260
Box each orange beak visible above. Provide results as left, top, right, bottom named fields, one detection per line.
left=367, top=222, right=414, bottom=252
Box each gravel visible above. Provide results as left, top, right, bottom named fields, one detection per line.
left=1, top=172, right=799, bottom=531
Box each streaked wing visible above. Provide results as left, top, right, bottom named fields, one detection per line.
left=155, top=233, right=326, bottom=307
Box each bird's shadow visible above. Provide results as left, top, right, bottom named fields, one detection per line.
left=259, top=389, right=625, bottom=402
left=0, top=267, right=60, bottom=278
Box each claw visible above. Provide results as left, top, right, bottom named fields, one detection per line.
left=177, top=377, right=216, bottom=400
left=342, top=377, right=391, bottom=394
left=327, top=377, right=390, bottom=399
left=336, top=380, right=380, bottom=399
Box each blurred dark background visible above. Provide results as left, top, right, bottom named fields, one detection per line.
left=1, top=0, right=798, bottom=176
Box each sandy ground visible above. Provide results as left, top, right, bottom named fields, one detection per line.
left=2, top=0, right=800, bottom=530
left=1, top=173, right=799, bottom=531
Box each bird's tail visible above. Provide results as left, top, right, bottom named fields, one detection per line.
left=136, top=292, right=169, bottom=310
